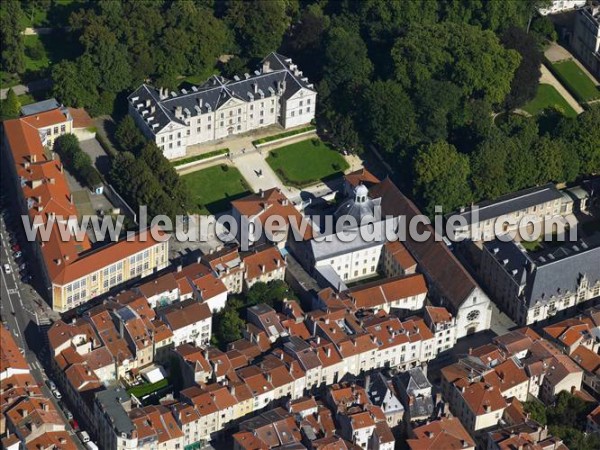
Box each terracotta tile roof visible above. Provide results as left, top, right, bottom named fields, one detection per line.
left=232, top=188, right=313, bottom=240
left=424, top=306, right=453, bottom=324
left=461, top=381, right=507, bottom=416
left=191, top=272, right=227, bottom=301
left=0, top=374, right=42, bottom=413
left=46, top=319, right=98, bottom=355
left=588, top=404, right=600, bottom=426
left=544, top=318, right=591, bottom=350
left=5, top=397, right=64, bottom=439
left=571, top=345, right=600, bottom=374
left=67, top=107, right=92, bottom=128
left=129, top=405, right=184, bottom=443
left=0, top=324, right=28, bottom=375
left=384, top=240, right=417, bottom=271
left=289, top=396, right=318, bottom=413
left=82, top=346, right=114, bottom=371
left=161, top=299, right=211, bottom=331
left=180, top=386, right=219, bottom=416
left=21, top=108, right=69, bottom=129
left=233, top=430, right=270, bottom=450
left=25, top=431, right=77, bottom=450
left=171, top=402, right=201, bottom=425
left=345, top=168, right=380, bottom=188
left=228, top=338, right=263, bottom=360
left=138, top=273, right=179, bottom=298
left=347, top=274, right=427, bottom=309
left=243, top=245, right=286, bottom=280
left=65, top=363, right=102, bottom=392
left=408, top=417, right=475, bottom=450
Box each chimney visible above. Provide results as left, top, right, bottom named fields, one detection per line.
left=253, top=83, right=258, bottom=94
left=42, top=402, right=49, bottom=411
left=326, top=347, right=331, bottom=357
left=263, top=60, right=271, bottom=73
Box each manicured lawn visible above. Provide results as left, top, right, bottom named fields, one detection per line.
left=127, top=378, right=169, bottom=398
left=522, top=84, right=578, bottom=118
left=23, top=35, right=50, bottom=72
left=182, top=165, right=250, bottom=215
left=551, top=60, right=600, bottom=102
left=266, top=139, right=349, bottom=187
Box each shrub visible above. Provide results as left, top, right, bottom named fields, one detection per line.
left=172, top=148, right=228, bottom=167
left=221, top=164, right=230, bottom=172
left=332, top=162, right=341, bottom=171
left=312, top=137, right=320, bottom=146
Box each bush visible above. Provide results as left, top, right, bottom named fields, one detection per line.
left=171, top=148, right=229, bottom=166
left=221, top=164, right=229, bottom=172
left=312, top=137, right=320, bottom=146
left=332, top=162, right=341, bottom=171
left=252, top=125, right=316, bottom=146
left=271, top=151, right=278, bottom=158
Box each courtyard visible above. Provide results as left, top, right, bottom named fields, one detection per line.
left=182, top=165, right=250, bottom=215
left=266, top=139, right=349, bottom=188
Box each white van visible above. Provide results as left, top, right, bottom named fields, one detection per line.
left=77, top=431, right=90, bottom=443
left=85, top=442, right=99, bottom=450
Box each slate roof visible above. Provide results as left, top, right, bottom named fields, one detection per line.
left=95, top=387, right=135, bottom=436
left=448, top=183, right=564, bottom=225
left=484, top=237, right=600, bottom=307
left=128, top=52, right=315, bottom=134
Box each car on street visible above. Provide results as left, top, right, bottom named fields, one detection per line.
left=3, top=264, right=10, bottom=274
left=52, top=389, right=62, bottom=400
left=63, top=408, right=73, bottom=421
left=46, top=379, right=57, bottom=390
left=13, top=251, right=22, bottom=259
left=11, top=244, right=20, bottom=252
left=77, top=431, right=90, bottom=443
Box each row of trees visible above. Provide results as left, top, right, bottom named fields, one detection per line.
left=109, top=116, right=189, bottom=220
left=524, top=392, right=600, bottom=450
left=53, top=134, right=103, bottom=190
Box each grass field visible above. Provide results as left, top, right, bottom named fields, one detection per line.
left=266, top=139, right=349, bottom=187
left=522, top=84, right=578, bottom=118
left=182, top=165, right=250, bottom=215
left=127, top=378, right=169, bottom=398
left=551, top=60, right=600, bottom=102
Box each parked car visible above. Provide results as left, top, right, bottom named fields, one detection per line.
left=3, top=264, right=10, bottom=274
left=77, top=431, right=90, bottom=443
left=11, top=244, right=20, bottom=252
left=46, top=379, right=57, bottom=391
left=52, top=389, right=62, bottom=400
left=13, top=251, right=22, bottom=259
left=63, top=408, right=73, bottom=421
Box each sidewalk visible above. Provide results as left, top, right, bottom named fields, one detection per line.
left=539, top=65, right=584, bottom=115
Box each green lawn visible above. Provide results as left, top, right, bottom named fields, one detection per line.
left=522, top=84, right=578, bottom=118
left=127, top=378, right=169, bottom=398
left=266, top=139, right=349, bottom=187
left=19, top=0, right=81, bottom=29
left=182, top=165, right=250, bottom=215
left=551, top=60, right=600, bottom=102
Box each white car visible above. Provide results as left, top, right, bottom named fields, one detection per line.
left=3, top=264, right=10, bottom=274
left=77, top=431, right=90, bottom=443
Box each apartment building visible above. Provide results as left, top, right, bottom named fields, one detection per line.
left=128, top=53, right=317, bottom=159
left=407, top=417, right=475, bottom=450
left=2, top=112, right=170, bottom=312
left=572, top=3, right=600, bottom=78
left=480, top=237, right=600, bottom=325
left=447, top=183, right=573, bottom=242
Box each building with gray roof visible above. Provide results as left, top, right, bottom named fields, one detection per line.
left=94, top=387, right=137, bottom=450
left=480, top=234, right=600, bottom=325
left=448, top=183, right=573, bottom=242
left=127, top=53, right=317, bottom=159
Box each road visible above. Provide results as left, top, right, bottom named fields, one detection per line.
left=0, top=77, right=52, bottom=99
left=0, top=212, right=85, bottom=448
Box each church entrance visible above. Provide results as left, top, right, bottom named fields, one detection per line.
left=466, top=326, right=477, bottom=336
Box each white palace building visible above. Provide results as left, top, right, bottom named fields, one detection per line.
left=128, top=53, right=317, bottom=159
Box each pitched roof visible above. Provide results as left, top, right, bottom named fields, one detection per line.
left=347, top=274, right=427, bottom=309
left=369, top=178, right=479, bottom=313
left=408, top=417, right=475, bottom=450
left=243, top=245, right=286, bottom=280
left=161, top=299, right=212, bottom=331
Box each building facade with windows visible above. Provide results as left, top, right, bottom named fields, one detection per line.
left=128, top=53, right=317, bottom=159
left=480, top=237, right=600, bottom=325
left=572, top=3, right=600, bottom=78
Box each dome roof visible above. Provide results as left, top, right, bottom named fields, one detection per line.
left=334, top=184, right=376, bottom=228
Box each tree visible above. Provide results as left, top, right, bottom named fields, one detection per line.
left=471, top=132, right=511, bottom=201
left=226, top=0, right=293, bottom=58
left=362, top=80, right=417, bottom=152
left=2, top=88, right=21, bottom=118
left=115, top=116, right=146, bottom=153
left=556, top=105, right=600, bottom=176
left=532, top=136, right=567, bottom=184
left=0, top=0, right=25, bottom=74
left=323, top=26, right=372, bottom=90
left=501, top=27, right=542, bottom=110
left=392, top=22, right=521, bottom=104
left=414, top=80, right=462, bottom=143
left=247, top=280, right=295, bottom=309
left=413, top=141, right=473, bottom=215
left=523, top=400, right=547, bottom=425
left=51, top=56, right=100, bottom=110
